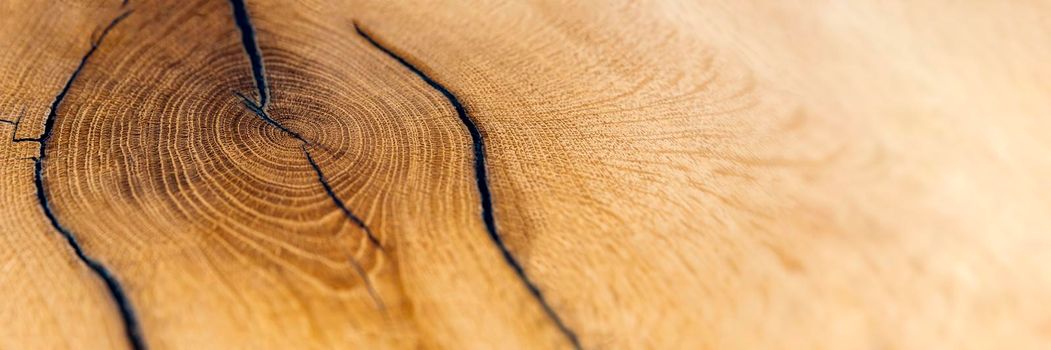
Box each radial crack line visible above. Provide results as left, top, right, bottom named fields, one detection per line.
left=353, top=22, right=582, bottom=349
left=302, top=144, right=384, bottom=249
left=228, top=0, right=269, bottom=108
left=28, top=11, right=146, bottom=350
left=234, top=91, right=307, bottom=142
left=226, top=0, right=384, bottom=289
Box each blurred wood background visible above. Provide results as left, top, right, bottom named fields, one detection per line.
left=1, top=0, right=1049, bottom=349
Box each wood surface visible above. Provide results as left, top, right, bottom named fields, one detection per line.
left=2, top=0, right=1050, bottom=349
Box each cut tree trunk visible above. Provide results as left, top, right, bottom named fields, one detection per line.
left=1, top=0, right=1049, bottom=349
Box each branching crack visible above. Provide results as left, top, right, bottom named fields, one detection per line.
left=25, top=10, right=146, bottom=350
left=234, top=91, right=306, bottom=142
left=353, top=23, right=582, bottom=349
left=0, top=108, right=22, bottom=126
left=1, top=107, right=26, bottom=142
left=226, top=0, right=386, bottom=309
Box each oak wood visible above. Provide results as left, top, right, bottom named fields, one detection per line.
left=2, top=0, right=1049, bottom=349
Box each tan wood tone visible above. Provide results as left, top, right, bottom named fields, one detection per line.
left=2, top=0, right=1049, bottom=349
left=0, top=1, right=133, bottom=348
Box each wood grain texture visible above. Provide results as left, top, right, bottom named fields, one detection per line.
left=1, top=0, right=1049, bottom=349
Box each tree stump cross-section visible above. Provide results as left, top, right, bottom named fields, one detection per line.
left=2, top=0, right=1050, bottom=349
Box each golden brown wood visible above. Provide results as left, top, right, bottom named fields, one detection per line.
left=1, top=1, right=132, bottom=348
left=2, top=0, right=1049, bottom=349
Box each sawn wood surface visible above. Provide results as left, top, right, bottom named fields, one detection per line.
left=1, top=0, right=1049, bottom=349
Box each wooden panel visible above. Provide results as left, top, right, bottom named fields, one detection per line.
left=2, top=0, right=1049, bottom=349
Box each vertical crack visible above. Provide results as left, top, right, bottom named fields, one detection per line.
left=228, top=0, right=269, bottom=109
left=353, top=23, right=582, bottom=349
left=226, top=0, right=386, bottom=310
left=27, top=11, right=146, bottom=350
left=226, top=0, right=379, bottom=247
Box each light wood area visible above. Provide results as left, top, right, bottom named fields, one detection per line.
left=1, top=0, right=1049, bottom=349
